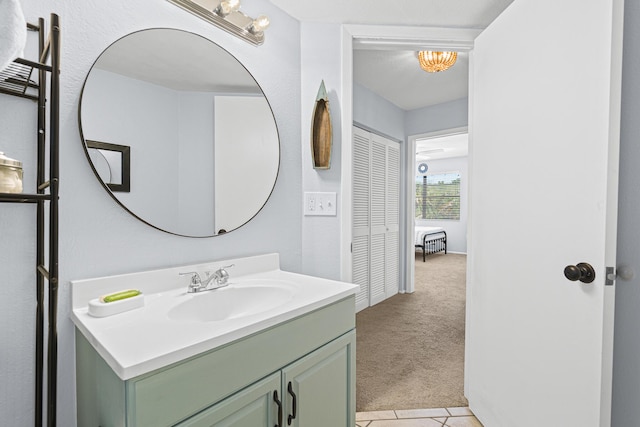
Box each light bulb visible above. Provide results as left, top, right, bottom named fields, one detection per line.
left=249, top=15, right=270, bottom=34
left=216, top=0, right=240, bottom=16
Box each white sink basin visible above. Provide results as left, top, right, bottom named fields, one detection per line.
left=167, top=282, right=295, bottom=322
left=71, top=253, right=360, bottom=379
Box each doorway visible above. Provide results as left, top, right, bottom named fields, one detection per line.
left=342, top=1, right=623, bottom=422
left=354, top=127, right=470, bottom=412
left=408, top=129, right=468, bottom=292
left=338, top=24, right=478, bottom=288
left=343, top=25, right=476, bottom=412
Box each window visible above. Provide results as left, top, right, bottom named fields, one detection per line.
left=416, top=172, right=461, bottom=220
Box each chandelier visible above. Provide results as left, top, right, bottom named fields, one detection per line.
left=418, top=51, right=458, bottom=73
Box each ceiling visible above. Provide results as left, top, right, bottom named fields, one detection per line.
left=353, top=50, right=469, bottom=111
left=416, top=132, right=469, bottom=161
left=269, top=0, right=513, bottom=28
left=95, top=29, right=260, bottom=93
left=269, top=0, right=513, bottom=159
left=269, top=0, right=513, bottom=111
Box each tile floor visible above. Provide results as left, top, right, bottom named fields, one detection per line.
left=356, top=407, right=483, bottom=427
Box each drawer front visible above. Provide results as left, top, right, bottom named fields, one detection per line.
left=128, top=296, right=355, bottom=426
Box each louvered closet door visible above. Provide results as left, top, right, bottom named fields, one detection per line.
left=352, top=127, right=371, bottom=312
left=369, top=136, right=388, bottom=306
left=352, top=127, right=400, bottom=311
left=384, top=140, right=400, bottom=299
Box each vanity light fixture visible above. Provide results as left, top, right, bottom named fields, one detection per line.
left=166, top=0, right=270, bottom=46
left=418, top=51, right=458, bottom=73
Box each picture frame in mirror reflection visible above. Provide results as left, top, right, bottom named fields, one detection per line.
left=86, top=140, right=131, bottom=192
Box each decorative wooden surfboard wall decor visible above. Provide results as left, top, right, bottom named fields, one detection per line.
left=311, top=80, right=332, bottom=169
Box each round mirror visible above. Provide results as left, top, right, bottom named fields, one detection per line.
left=79, top=28, right=280, bottom=237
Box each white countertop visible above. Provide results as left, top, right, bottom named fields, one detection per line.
left=70, top=253, right=358, bottom=380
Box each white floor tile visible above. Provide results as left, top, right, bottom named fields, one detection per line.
left=396, top=408, right=450, bottom=419
left=370, top=418, right=444, bottom=427
left=357, top=410, right=398, bottom=421
left=445, top=415, right=483, bottom=427
left=447, top=407, right=474, bottom=417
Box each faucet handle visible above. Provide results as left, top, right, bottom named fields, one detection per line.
left=214, top=264, right=235, bottom=285
left=179, top=271, right=202, bottom=284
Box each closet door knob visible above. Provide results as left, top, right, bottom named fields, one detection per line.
left=564, top=262, right=595, bottom=283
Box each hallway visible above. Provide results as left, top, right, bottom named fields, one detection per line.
left=356, top=253, right=467, bottom=410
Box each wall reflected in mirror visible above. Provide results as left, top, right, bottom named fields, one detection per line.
left=79, top=28, right=280, bottom=237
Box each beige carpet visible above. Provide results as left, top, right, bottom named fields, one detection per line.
left=356, top=253, right=468, bottom=411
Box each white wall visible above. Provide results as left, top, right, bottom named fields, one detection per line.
left=415, top=156, right=468, bottom=253
left=405, top=97, right=468, bottom=136
left=353, top=82, right=405, bottom=141
left=300, top=22, right=344, bottom=280
left=0, top=0, right=301, bottom=425
left=83, top=69, right=183, bottom=233
left=84, top=72, right=279, bottom=236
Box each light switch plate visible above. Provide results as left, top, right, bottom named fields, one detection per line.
left=304, top=192, right=337, bottom=216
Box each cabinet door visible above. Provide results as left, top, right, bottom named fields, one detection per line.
left=176, top=372, right=280, bottom=427
left=282, top=332, right=355, bottom=427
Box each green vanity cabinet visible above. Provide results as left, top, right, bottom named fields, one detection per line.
left=175, top=373, right=281, bottom=426
left=282, top=332, right=355, bottom=427
left=75, top=296, right=355, bottom=427
left=177, top=332, right=355, bottom=427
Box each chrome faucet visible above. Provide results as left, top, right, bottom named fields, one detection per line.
left=179, top=264, right=235, bottom=293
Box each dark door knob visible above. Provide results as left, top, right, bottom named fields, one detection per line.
left=564, top=262, right=595, bottom=283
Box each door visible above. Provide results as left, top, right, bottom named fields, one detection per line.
left=352, top=126, right=371, bottom=311
left=383, top=136, right=400, bottom=298
left=369, top=135, right=388, bottom=305
left=370, top=134, right=400, bottom=305
left=352, top=127, right=400, bottom=310
left=466, top=0, right=623, bottom=426
left=282, top=332, right=355, bottom=427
